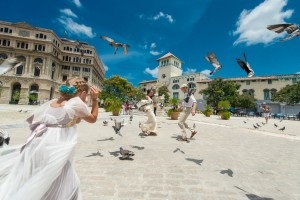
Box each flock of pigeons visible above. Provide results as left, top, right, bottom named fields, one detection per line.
left=242, top=119, right=286, bottom=132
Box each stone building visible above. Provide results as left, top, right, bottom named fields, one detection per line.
left=139, top=52, right=300, bottom=115
left=0, top=21, right=105, bottom=104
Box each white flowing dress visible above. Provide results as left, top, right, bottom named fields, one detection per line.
left=0, top=97, right=90, bottom=200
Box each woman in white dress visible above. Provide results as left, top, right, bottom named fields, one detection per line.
left=0, top=77, right=99, bottom=200
left=140, top=89, right=157, bottom=136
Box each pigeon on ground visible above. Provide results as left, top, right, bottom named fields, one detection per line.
left=18, top=109, right=22, bottom=112
left=0, top=57, right=23, bottom=76
left=100, top=36, right=130, bottom=54
left=274, top=123, right=278, bottom=127
left=243, top=121, right=247, bottom=124
left=236, top=53, right=254, bottom=77
left=129, top=115, right=133, bottom=121
left=256, top=123, right=261, bottom=127
left=119, top=147, right=134, bottom=159
left=130, top=145, right=144, bottom=150
left=205, top=52, right=222, bottom=75
left=0, top=129, right=10, bottom=147
left=279, top=126, right=285, bottom=131
left=193, top=123, right=196, bottom=129
left=220, top=169, right=233, bottom=177
left=103, top=120, right=108, bottom=126
left=253, top=124, right=258, bottom=129
left=267, top=23, right=300, bottom=41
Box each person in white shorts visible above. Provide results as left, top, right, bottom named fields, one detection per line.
left=178, top=84, right=197, bottom=141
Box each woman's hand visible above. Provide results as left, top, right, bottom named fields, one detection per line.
left=90, top=85, right=99, bottom=100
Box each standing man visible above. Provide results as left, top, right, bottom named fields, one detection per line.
left=260, top=102, right=271, bottom=124
left=178, top=84, right=197, bottom=141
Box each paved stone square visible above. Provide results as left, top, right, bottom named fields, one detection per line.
left=1, top=104, right=300, bottom=200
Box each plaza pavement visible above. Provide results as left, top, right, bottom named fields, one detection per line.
left=1, top=104, right=300, bottom=200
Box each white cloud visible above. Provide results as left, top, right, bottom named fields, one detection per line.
left=296, top=72, right=300, bottom=74
left=150, top=43, right=156, bottom=49
left=58, top=17, right=95, bottom=38
left=144, top=67, right=158, bottom=78
left=184, top=68, right=197, bottom=74
left=103, top=64, right=109, bottom=71
left=73, top=0, right=82, bottom=7
left=153, top=12, right=174, bottom=23
left=60, top=8, right=77, bottom=18
left=150, top=50, right=162, bottom=56
left=200, top=69, right=212, bottom=77
left=233, top=0, right=294, bottom=46
left=140, top=12, right=174, bottom=23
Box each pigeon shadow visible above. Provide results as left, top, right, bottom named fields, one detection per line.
left=173, top=148, right=185, bottom=154
left=171, top=135, right=190, bottom=143
left=185, top=158, right=203, bottom=166
left=85, top=150, right=103, bottom=157
left=234, top=186, right=274, bottom=200
left=119, top=157, right=134, bottom=161
left=97, top=137, right=114, bottom=142
left=130, top=145, right=145, bottom=150
left=109, top=151, right=120, bottom=157
left=219, top=169, right=233, bottom=177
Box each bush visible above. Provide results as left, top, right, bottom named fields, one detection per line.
left=220, top=111, right=231, bottom=120
left=203, top=105, right=213, bottom=117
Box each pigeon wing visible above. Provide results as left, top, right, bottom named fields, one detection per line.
left=267, top=24, right=293, bottom=33
left=0, top=58, right=22, bottom=75
left=122, top=44, right=130, bottom=54
left=284, top=24, right=299, bottom=34
left=205, top=53, right=221, bottom=69
left=100, top=36, right=115, bottom=43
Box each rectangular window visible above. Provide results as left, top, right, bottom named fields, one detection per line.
left=83, top=68, right=90, bottom=72
left=72, top=66, right=80, bottom=71
left=173, top=92, right=179, bottom=99
left=268, top=80, right=272, bottom=84
left=62, top=75, right=68, bottom=82
left=62, top=65, right=70, bottom=70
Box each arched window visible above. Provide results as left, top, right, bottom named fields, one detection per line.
left=242, top=89, right=248, bottom=95
left=188, top=82, right=196, bottom=89
left=263, top=89, right=270, bottom=100
left=11, top=82, right=21, bottom=103
left=172, top=84, right=180, bottom=90
left=248, top=89, right=255, bottom=97
left=34, top=58, right=43, bottom=64
left=0, top=53, right=7, bottom=59
left=270, top=89, right=277, bottom=99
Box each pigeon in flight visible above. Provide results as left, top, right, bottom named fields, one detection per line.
left=274, top=123, right=278, bottom=127
left=119, top=147, right=134, bottom=160
left=253, top=124, right=258, bottom=129
left=205, top=52, right=222, bottom=75
left=267, top=23, right=300, bottom=41
left=256, top=123, right=261, bottom=127
left=236, top=53, right=254, bottom=77
left=278, top=126, right=285, bottom=131
left=0, top=57, right=23, bottom=76
left=112, top=119, right=122, bottom=135
left=100, top=36, right=130, bottom=55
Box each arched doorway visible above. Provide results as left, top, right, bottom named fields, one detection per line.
left=11, top=82, right=21, bottom=104
left=29, top=84, right=39, bottom=105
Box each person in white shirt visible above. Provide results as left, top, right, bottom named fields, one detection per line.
left=140, top=89, right=157, bottom=135
left=178, top=84, right=197, bottom=141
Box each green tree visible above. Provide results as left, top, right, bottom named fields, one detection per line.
left=236, top=94, right=256, bottom=110
left=99, top=76, right=143, bottom=102
left=200, top=78, right=240, bottom=108
left=272, top=81, right=300, bottom=105
left=12, top=90, right=20, bottom=102
left=158, top=85, right=170, bottom=103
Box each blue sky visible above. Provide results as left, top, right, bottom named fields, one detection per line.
left=1, top=0, right=300, bottom=86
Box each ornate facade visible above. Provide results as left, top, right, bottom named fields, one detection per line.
left=0, top=21, right=105, bottom=104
